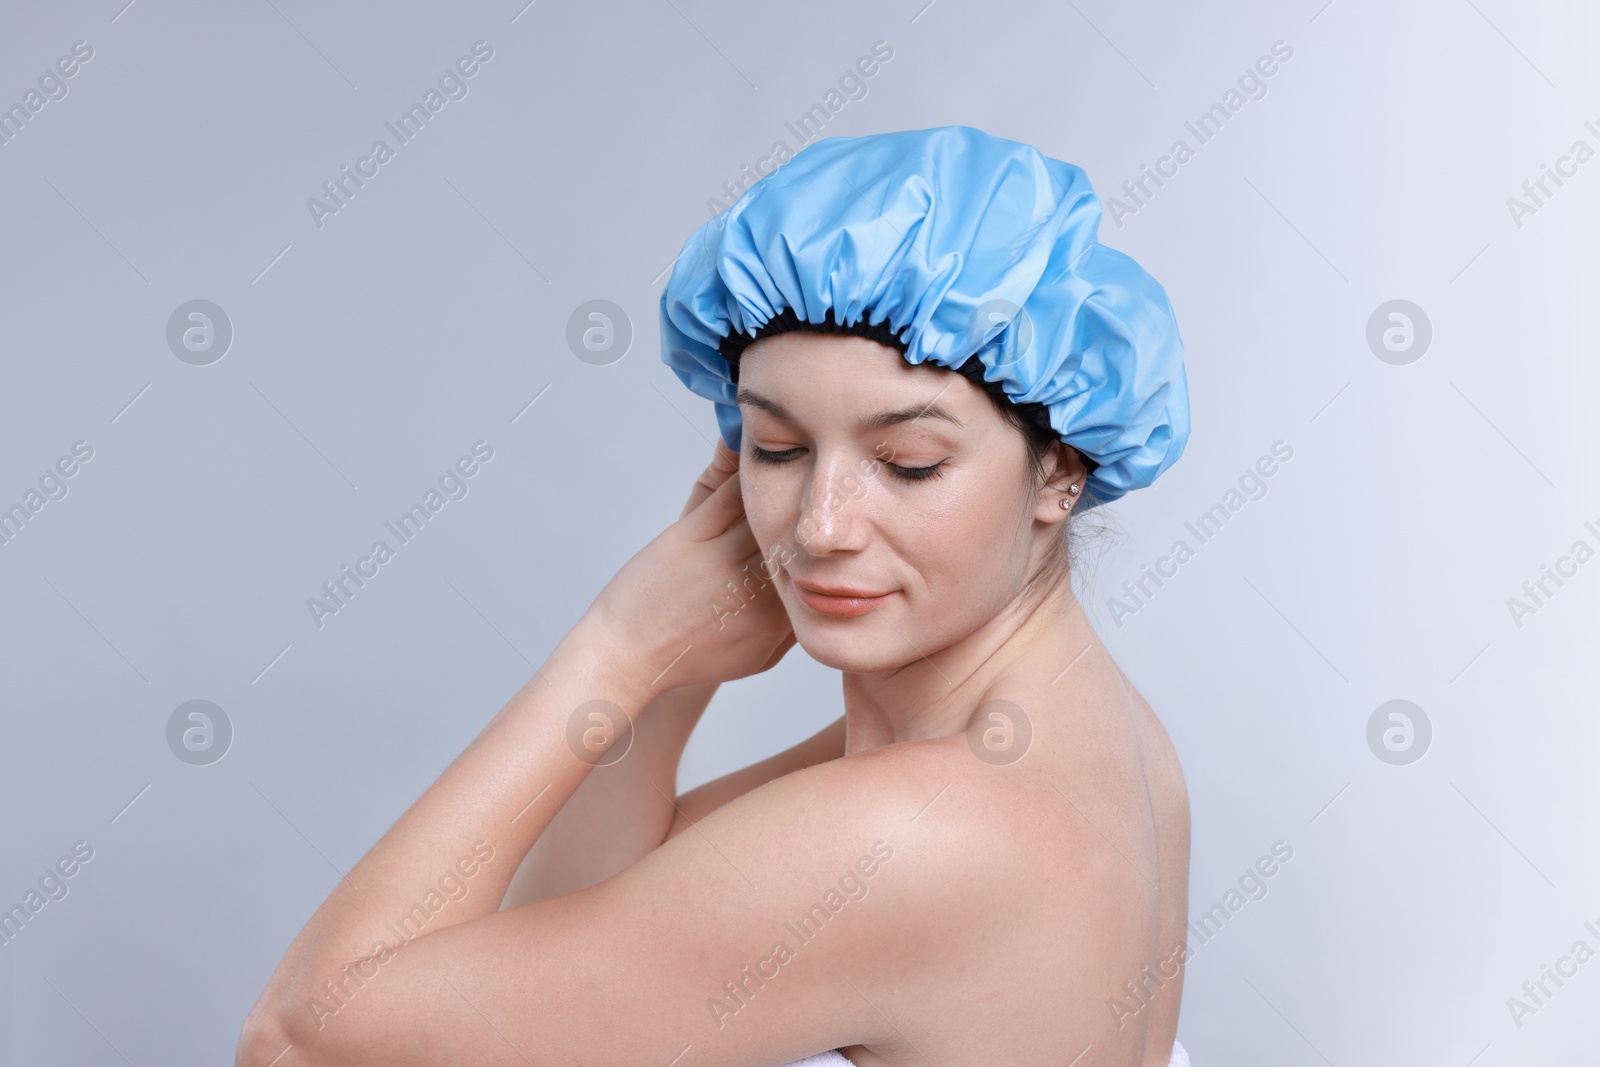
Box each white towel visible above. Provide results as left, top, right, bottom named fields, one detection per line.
left=780, top=1038, right=1189, bottom=1066
left=778, top=1053, right=854, bottom=1067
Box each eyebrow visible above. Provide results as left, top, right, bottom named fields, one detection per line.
left=735, top=387, right=965, bottom=432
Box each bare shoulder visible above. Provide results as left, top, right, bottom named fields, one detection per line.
left=645, top=668, right=1185, bottom=1062
left=713, top=718, right=1176, bottom=1062
left=669, top=735, right=1086, bottom=955
left=676, top=736, right=1006, bottom=889
left=692, top=725, right=1148, bottom=941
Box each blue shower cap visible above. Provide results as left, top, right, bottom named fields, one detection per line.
left=658, top=125, right=1190, bottom=510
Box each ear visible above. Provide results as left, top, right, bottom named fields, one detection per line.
left=1031, top=443, right=1089, bottom=526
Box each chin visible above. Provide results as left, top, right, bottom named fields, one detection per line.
left=791, top=621, right=919, bottom=673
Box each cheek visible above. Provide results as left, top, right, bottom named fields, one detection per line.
left=740, top=474, right=794, bottom=556
left=908, top=478, right=1029, bottom=590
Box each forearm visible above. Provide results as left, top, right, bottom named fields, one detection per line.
left=499, top=681, right=717, bottom=906
left=242, top=615, right=655, bottom=1034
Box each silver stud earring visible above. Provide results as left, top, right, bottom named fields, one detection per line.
left=1059, top=498, right=1073, bottom=510
left=1060, top=483, right=1081, bottom=509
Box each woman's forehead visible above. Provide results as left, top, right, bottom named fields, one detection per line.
left=739, top=332, right=979, bottom=401
left=737, top=345, right=989, bottom=432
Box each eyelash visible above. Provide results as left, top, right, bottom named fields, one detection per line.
left=749, top=445, right=947, bottom=482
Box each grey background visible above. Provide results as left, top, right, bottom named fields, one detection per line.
left=2, top=0, right=1596, bottom=1063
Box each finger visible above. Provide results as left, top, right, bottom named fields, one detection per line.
left=680, top=439, right=741, bottom=519
left=681, top=461, right=747, bottom=540
left=721, top=519, right=763, bottom=569
left=711, top=437, right=739, bottom=474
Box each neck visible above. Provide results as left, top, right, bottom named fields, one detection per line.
left=839, top=564, right=1093, bottom=755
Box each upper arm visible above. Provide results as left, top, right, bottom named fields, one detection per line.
left=272, top=744, right=975, bottom=1067
left=664, top=715, right=846, bottom=843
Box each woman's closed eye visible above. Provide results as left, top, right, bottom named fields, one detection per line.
left=748, top=444, right=947, bottom=482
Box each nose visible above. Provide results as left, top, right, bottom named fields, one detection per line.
left=793, top=452, right=871, bottom=554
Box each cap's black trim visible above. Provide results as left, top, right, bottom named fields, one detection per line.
left=718, top=306, right=907, bottom=367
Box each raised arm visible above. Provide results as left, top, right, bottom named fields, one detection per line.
left=500, top=440, right=802, bottom=906
left=499, top=681, right=719, bottom=906
left=236, top=439, right=807, bottom=1066
left=504, top=703, right=847, bottom=906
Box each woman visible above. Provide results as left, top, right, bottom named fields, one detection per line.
left=236, top=125, right=1193, bottom=1067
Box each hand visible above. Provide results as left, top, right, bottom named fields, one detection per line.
left=582, top=440, right=796, bottom=696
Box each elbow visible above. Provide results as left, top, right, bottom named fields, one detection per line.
left=238, top=951, right=400, bottom=1066
left=236, top=1003, right=342, bottom=1067
left=235, top=1009, right=297, bottom=1067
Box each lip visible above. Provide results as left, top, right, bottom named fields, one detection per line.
left=791, top=578, right=896, bottom=618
